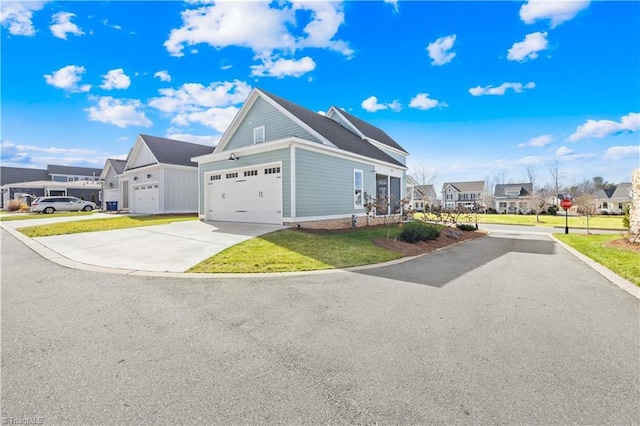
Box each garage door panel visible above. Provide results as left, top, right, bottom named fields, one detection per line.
left=205, top=164, right=282, bottom=225
left=133, top=184, right=159, bottom=214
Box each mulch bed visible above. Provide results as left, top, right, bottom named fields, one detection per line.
left=373, top=227, right=486, bottom=257
left=604, top=238, right=640, bottom=253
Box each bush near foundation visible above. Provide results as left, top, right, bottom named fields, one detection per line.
left=399, top=222, right=441, bottom=243
left=456, top=224, right=476, bottom=232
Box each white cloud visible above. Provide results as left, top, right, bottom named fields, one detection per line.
left=520, top=0, right=590, bottom=28
left=100, top=68, right=131, bottom=90
left=0, top=1, right=46, bottom=36
left=251, top=56, right=316, bottom=78
left=568, top=113, right=640, bottom=142
left=555, top=146, right=574, bottom=156
left=50, top=11, right=84, bottom=40
left=384, top=0, right=399, bottom=13
left=409, top=93, right=448, bottom=110
left=361, top=96, right=401, bottom=113
left=172, top=107, right=239, bottom=133
left=167, top=133, right=220, bottom=146
left=603, top=145, right=640, bottom=160
left=154, top=70, right=172, bottom=82
left=518, top=134, right=553, bottom=147
left=507, top=32, right=548, bottom=62
left=0, top=140, right=112, bottom=168
left=149, top=80, right=250, bottom=114
left=426, top=34, right=456, bottom=66
left=149, top=80, right=250, bottom=132
left=469, top=81, right=535, bottom=96
left=164, top=1, right=352, bottom=60
left=85, top=97, right=152, bottom=128
left=44, top=65, right=91, bottom=92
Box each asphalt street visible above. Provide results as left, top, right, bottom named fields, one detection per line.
left=1, top=228, right=638, bottom=424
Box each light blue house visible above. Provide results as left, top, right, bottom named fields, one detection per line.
left=192, top=88, right=409, bottom=227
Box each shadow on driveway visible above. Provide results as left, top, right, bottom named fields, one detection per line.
left=357, top=234, right=556, bottom=287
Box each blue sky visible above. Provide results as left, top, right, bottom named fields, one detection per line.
left=1, top=0, right=639, bottom=190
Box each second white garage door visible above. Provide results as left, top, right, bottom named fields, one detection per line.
left=133, top=183, right=159, bottom=214
left=205, top=164, right=282, bottom=224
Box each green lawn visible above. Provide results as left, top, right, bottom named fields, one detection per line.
left=415, top=212, right=625, bottom=230
left=0, top=211, right=97, bottom=221
left=188, top=225, right=408, bottom=273
left=18, top=214, right=198, bottom=237
left=555, top=234, right=640, bottom=286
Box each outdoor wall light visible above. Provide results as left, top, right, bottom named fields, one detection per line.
left=133, top=177, right=138, bottom=181
left=228, top=153, right=239, bottom=161
left=147, top=174, right=152, bottom=178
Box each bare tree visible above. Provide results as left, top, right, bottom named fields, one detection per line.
left=484, top=175, right=495, bottom=211
left=574, top=194, right=597, bottom=234
left=530, top=186, right=552, bottom=222
left=548, top=160, right=561, bottom=205
left=525, top=165, right=537, bottom=187
left=494, top=170, right=508, bottom=185
left=411, top=161, right=438, bottom=186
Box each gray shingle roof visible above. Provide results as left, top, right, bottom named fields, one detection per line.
left=259, top=89, right=406, bottom=168
left=442, top=181, right=486, bottom=192
left=494, top=183, right=533, bottom=197
left=138, top=134, right=214, bottom=168
left=335, top=108, right=408, bottom=154
left=0, top=166, right=49, bottom=185
left=610, top=182, right=632, bottom=200
left=47, top=164, right=102, bottom=177
left=107, top=159, right=127, bottom=175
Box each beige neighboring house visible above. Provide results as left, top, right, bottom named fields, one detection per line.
left=594, top=182, right=632, bottom=214
left=407, top=176, right=439, bottom=211
left=494, top=183, right=533, bottom=214
left=441, top=181, right=486, bottom=210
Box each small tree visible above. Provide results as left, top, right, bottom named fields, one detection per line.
left=530, top=187, right=551, bottom=222
left=574, top=194, right=597, bottom=234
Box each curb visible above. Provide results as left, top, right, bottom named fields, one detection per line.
left=550, top=235, right=639, bottom=299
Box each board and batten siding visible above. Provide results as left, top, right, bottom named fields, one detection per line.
left=295, top=148, right=374, bottom=218
left=162, top=168, right=199, bottom=213
left=225, top=97, right=321, bottom=151
left=128, top=143, right=157, bottom=169
left=199, top=148, right=291, bottom=217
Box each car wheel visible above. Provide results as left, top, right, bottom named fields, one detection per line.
left=43, top=207, right=55, bottom=214
left=83, top=205, right=93, bottom=212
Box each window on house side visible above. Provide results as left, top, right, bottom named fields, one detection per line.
left=354, top=169, right=363, bottom=209
left=254, top=126, right=265, bottom=144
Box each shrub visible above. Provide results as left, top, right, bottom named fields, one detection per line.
left=399, top=222, right=441, bottom=243
left=456, top=224, right=476, bottom=232
left=486, top=208, right=497, bottom=214
left=7, top=199, right=28, bottom=212
left=547, top=205, right=559, bottom=215
left=623, top=205, right=630, bottom=229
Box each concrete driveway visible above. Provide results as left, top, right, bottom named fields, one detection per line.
left=1, top=217, right=285, bottom=272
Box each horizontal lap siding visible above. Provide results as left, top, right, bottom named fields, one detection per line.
left=295, top=149, right=373, bottom=217
left=163, top=168, right=199, bottom=213
left=226, top=97, right=320, bottom=151
left=199, top=149, right=290, bottom=217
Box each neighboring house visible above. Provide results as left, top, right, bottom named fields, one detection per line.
left=594, top=182, right=632, bottom=214
left=407, top=177, right=439, bottom=211
left=120, top=134, right=213, bottom=214
left=99, top=158, right=127, bottom=211
left=441, top=181, right=486, bottom=210
left=1, top=165, right=102, bottom=209
left=192, top=88, right=408, bottom=227
left=494, top=183, right=533, bottom=214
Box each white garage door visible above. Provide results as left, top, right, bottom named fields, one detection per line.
left=133, top=183, right=159, bottom=214
left=206, top=164, right=282, bottom=224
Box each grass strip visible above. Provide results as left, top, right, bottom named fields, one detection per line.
left=189, top=225, right=406, bottom=273
left=555, top=233, right=640, bottom=286
left=18, top=215, right=198, bottom=237
left=0, top=211, right=96, bottom=222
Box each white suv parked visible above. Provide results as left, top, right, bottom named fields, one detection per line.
left=29, top=196, right=97, bottom=214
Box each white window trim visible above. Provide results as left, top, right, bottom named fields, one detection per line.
left=354, top=169, right=363, bottom=209
left=253, top=126, right=265, bottom=144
